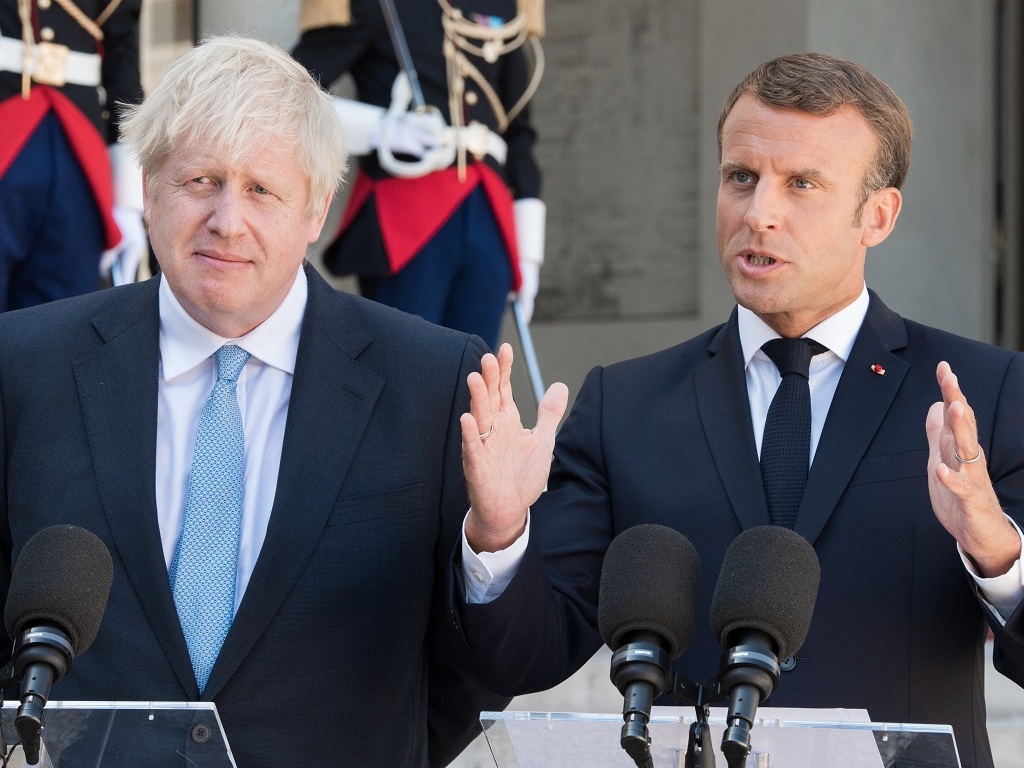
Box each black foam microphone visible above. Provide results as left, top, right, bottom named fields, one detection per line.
left=710, top=525, right=820, bottom=768
left=599, top=524, right=700, bottom=768
left=4, top=525, right=113, bottom=765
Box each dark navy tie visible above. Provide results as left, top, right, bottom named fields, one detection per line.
left=760, top=338, right=827, bottom=528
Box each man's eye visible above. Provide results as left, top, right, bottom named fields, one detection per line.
left=793, top=178, right=814, bottom=189
left=732, top=171, right=752, bottom=184
left=253, top=184, right=270, bottom=195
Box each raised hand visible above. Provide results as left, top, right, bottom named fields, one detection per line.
left=461, top=343, right=569, bottom=553
left=926, top=361, right=1020, bottom=577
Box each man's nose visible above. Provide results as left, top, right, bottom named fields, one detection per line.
left=743, top=182, right=782, bottom=232
left=207, top=189, right=246, bottom=237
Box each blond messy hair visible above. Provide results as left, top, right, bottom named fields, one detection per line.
left=119, top=35, right=347, bottom=219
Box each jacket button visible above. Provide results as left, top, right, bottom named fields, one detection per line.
left=191, top=723, right=212, bottom=744
left=780, top=655, right=797, bottom=671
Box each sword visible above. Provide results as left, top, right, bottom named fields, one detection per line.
left=376, top=0, right=548, bottom=406
left=511, top=297, right=546, bottom=407
left=378, top=0, right=426, bottom=109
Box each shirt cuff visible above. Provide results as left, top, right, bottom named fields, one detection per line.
left=461, top=510, right=531, bottom=605
left=959, top=515, right=1024, bottom=624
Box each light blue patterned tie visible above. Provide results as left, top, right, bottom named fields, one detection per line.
left=171, top=344, right=250, bottom=693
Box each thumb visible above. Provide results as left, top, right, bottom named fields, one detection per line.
left=535, top=382, right=569, bottom=438
left=925, top=400, right=944, bottom=449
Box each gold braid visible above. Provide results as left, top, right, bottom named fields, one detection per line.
left=50, top=0, right=105, bottom=40
left=95, top=0, right=125, bottom=30
left=438, top=0, right=543, bottom=178
left=18, top=0, right=32, bottom=97
left=15, top=0, right=120, bottom=97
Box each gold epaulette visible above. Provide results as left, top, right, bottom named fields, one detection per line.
left=517, top=0, right=544, bottom=38
left=299, top=0, right=352, bottom=32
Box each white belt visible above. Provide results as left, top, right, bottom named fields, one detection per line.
left=0, top=36, right=102, bottom=88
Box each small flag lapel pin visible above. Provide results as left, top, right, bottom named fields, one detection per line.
left=871, top=364, right=886, bottom=376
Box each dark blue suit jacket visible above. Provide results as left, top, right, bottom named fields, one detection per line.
left=455, top=291, right=1024, bottom=768
left=0, top=264, right=505, bottom=766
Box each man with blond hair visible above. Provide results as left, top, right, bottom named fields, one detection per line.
left=0, top=35, right=503, bottom=767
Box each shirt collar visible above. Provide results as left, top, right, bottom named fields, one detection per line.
left=737, top=285, right=870, bottom=369
left=159, top=266, right=308, bottom=381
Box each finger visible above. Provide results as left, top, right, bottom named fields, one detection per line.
left=948, top=401, right=984, bottom=468
left=460, top=411, right=483, bottom=455
left=937, top=363, right=982, bottom=467
left=468, top=366, right=491, bottom=420
left=478, top=352, right=501, bottom=418
left=937, top=361, right=971, bottom=414
left=497, top=343, right=515, bottom=409
left=925, top=400, right=944, bottom=452
left=535, top=382, right=569, bottom=438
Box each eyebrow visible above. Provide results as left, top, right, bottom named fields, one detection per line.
left=719, top=161, right=829, bottom=184
left=720, top=161, right=751, bottom=176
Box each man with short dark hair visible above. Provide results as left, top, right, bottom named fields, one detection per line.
left=455, top=52, right=1024, bottom=768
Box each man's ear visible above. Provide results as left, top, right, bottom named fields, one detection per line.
left=861, top=187, right=902, bottom=248
left=307, top=193, right=334, bottom=244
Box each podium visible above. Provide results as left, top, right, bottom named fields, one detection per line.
left=480, top=708, right=962, bottom=767
left=0, top=701, right=237, bottom=767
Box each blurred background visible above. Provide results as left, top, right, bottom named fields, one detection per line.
left=139, top=1, right=1024, bottom=764
left=146, top=0, right=1024, bottom=403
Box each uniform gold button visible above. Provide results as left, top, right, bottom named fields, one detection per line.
left=465, top=91, right=478, bottom=106
left=38, top=0, right=51, bottom=8
left=40, top=27, right=55, bottom=41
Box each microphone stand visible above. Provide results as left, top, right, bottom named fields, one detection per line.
left=610, top=638, right=669, bottom=768
left=0, top=662, right=16, bottom=766
left=667, top=673, right=726, bottom=768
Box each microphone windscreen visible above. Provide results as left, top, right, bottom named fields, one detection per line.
left=4, top=525, right=113, bottom=655
left=598, top=523, right=700, bottom=659
left=710, top=526, right=820, bottom=661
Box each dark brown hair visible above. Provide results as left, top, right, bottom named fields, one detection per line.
left=718, top=52, right=913, bottom=193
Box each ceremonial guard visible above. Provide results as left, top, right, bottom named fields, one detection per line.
left=0, top=0, right=145, bottom=311
left=293, top=0, right=546, bottom=350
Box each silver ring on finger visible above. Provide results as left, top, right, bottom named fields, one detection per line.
left=479, top=425, right=493, bottom=441
left=954, top=448, right=982, bottom=464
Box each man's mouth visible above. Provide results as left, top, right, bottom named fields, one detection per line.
left=747, top=253, right=777, bottom=266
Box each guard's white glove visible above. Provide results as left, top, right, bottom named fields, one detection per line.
left=377, top=109, right=447, bottom=158
left=102, top=206, right=147, bottom=285
left=517, top=260, right=540, bottom=323
left=100, top=143, right=147, bottom=285
left=377, top=73, right=455, bottom=178
left=333, top=93, right=449, bottom=159
left=512, top=198, right=546, bottom=323
left=332, top=97, right=383, bottom=156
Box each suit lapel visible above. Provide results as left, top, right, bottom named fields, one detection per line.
left=73, top=280, right=200, bottom=695
left=205, top=267, right=384, bottom=696
left=694, top=311, right=771, bottom=530
left=795, top=292, right=909, bottom=544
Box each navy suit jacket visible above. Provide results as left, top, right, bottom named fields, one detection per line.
left=0, top=264, right=505, bottom=766
left=455, top=291, right=1024, bottom=768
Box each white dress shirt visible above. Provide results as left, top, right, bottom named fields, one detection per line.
left=156, top=267, right=306, bottom=613
left=465, top=285, right=1024, bottom=620
left=738, top=289, right=865, bottom=463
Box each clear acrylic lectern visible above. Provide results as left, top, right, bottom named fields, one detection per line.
left=0, top=701, right=237, bottom=767
left=480, top=708, right=961, bottom=768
